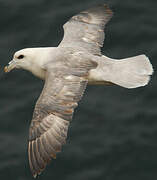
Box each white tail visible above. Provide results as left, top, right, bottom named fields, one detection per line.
left=88, top=55, right=153, bottom=88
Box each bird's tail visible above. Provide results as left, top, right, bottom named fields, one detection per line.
left=89, top=55, right=153, bottom=88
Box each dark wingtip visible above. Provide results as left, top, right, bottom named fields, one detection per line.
left=32, top=167, right=43, bottom=178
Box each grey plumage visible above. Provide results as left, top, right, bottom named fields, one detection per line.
left=29, top=51, right=97, bottom=177
left=4, top=3, right=153, bottom=178
left=60, top=4, right=113, bottom=55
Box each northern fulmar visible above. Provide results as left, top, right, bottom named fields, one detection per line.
left=4, top=4, right=153, bottom=178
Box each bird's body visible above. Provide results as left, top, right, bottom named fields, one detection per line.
left=14, top=46, right=153, bottom=88
left=4, top=4, right=153, bottom=178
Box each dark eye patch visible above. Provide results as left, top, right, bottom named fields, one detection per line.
left=17, top=55, right=24, bottom=59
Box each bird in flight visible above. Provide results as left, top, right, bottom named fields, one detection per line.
left=4, top=4, right=153, bottom=178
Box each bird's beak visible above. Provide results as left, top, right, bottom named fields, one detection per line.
left=4, top=59, right=17, bottom=73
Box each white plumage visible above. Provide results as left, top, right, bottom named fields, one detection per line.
left=4, top=4, right=153, bottom=178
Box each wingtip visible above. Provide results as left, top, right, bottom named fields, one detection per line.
left=33, top=173, right=37, bottom=178
left=103, top=4, right=113, bottom=15
left=32, top=169, right=43, bottom=178
left=87, top=3, right=113, bottom=17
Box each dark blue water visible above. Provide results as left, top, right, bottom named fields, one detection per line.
left=0, top=0, right=156, bottom=179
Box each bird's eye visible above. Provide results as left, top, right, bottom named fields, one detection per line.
left=17, top=55, right=24, bottom=59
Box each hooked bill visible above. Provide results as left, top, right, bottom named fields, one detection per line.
left=4, top=60, right=17, bottom=73
left=4, top=66, right=9, bottom=73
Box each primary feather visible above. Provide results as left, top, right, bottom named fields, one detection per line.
left=4, top=4, right=153, bottom=178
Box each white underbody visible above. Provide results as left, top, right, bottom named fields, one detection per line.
left=14, top=47, right=153, bottom=89
left=30, top=51, right=153, bottom=89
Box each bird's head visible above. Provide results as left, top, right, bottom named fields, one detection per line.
left=4, top=48, right=36, bottom=73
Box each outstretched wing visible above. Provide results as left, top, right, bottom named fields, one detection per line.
left=59, top=4, right=113, bottom=55
left=28, top=58, right=97, bottom=177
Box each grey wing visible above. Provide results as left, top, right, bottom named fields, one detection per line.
left=59, top=4, right=113, bottom=55
left=28, top=58, right=97, bottom=177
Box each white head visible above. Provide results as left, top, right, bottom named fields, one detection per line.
left=4, top=48, right=52, bottom=79
left=4, top=48, right=40, bottom=72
